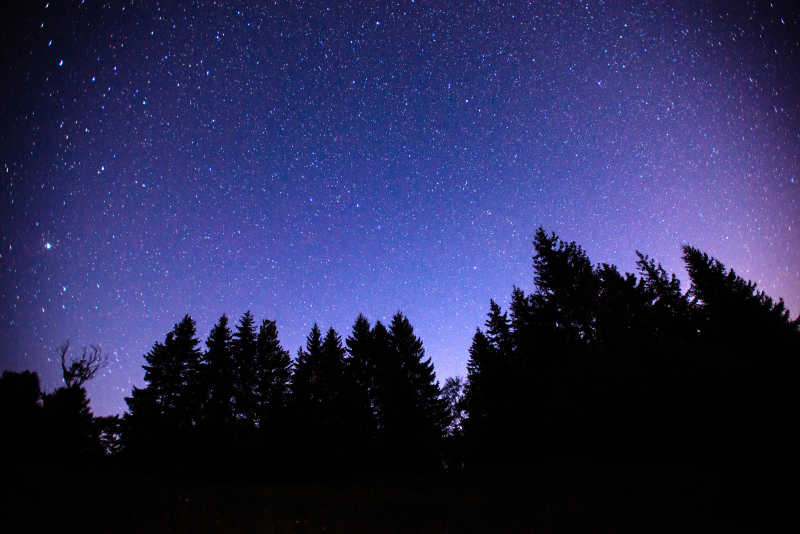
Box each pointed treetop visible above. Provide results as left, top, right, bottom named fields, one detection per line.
left=347, top=314, right=372, bottom=351
left=234, top=311, right=257, bottom=341
left=207, top=314, right=232, bottom=348
left=306, top=323, right=322, bottom=350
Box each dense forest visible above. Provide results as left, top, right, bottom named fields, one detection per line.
left=4, top=228, right=797, bottom=530
left=4, top=228, right=798, bottom=470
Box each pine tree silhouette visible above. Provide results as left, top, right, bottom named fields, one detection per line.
left=344, top=314, right=381, bottom=461
left=201, top=314, right=235, bottom=433
left=383, top=312, right=447, bottom=469
left=123, top=315, right=202, bottom=459
left=103, top=230, right=798, bottom=482
left=232, top=311, right=259, bottom=426
left=292, top=323, right=323, bottom=417
left=682, top=245, right=799, bottom=461
left=254, top=318, right=292, bottom=432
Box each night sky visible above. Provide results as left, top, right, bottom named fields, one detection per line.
left=1, top=1, right=798, bottom=416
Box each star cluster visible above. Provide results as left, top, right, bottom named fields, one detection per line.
left=2, top=1, right=798, bottom=415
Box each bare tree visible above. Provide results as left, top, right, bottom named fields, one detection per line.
left=58, top=340, right=107, bottom=388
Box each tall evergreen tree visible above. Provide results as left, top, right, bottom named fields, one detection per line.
left=345, top=314, right=379, bottom=445
left=682, top=245, right=800, bottom=348
left=172, top=315, right=204, bottom=428
left=532, top=227, right=598, bottom=344
left=464, top=298, right=534, bottom=461
left=254, top=318, right=292, bottom=430
left=485, top=299, right=512, bottom=356
left=594, top=263, right=640, bottom=354
left=201, top=314, right=235, bottom=431
left=635, top=252, right=696, bottom=345
left=232, top=311, right=258, bottom=426
left=319, top=326, right=347, bottom=415
left=293, top=326, right=348, bottom=430
left=123, top=315, right=202, bottom=458
left=291, top=324, right=323, bottom=454
left=127, top=315, right=201, bottom=428
left=292, top=323, right=323, bottom=414
left=369, top=320, right=393, bottom=436
left=463, top=328, right=495, bottom=449
left=319, top=327, right=351, bottom=461
left=682, top=245, right=799, bottom=458
left=291, top=324, right=351, bottom=469
left=385, top=312, right=447, bottom=466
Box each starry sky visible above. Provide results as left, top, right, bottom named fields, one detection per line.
left=1, top=1, right=798, bottom=416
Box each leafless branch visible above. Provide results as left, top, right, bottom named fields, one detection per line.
left=58, top=340, right=107, bottom=388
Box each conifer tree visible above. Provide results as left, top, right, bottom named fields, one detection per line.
left=385, top=312, right=447, bottom=463
left=291, top=324, right=348, bottom=468
left=131, top=315, right=201, bottom=428
left=254, top=318, right=292, bottom=430
left=172, top=315, right=204, bottom=428
left=463, top=328, right=495, bottom=444
left=463, top=297, right=533, bottom=460
left=532, top=227, right=598, bottom=344
left=681, top=245, right=799, bottom=456
left=292, top=323, right=323, bottom=414
left=320, top=327, right=347, bottom=413
left=635, top=252, right=695, bottom=345
left=682, top=245, right=800, bottom=347
left=485, top=299, right=512, bottom=356
left=232, top=311, right=258, bottom=425
left=139, top=339, right=172, bottom=412
left=345, top=314, right=379, bottom=442
left=594, top=263, right=645, bottom=355
left=123, top=315, right=202, bottom=456
left=202, top=314, right=235, bottom=431
left=293, top=326, right=348, bottom=430
left=369, top=320, right=393, bottom=435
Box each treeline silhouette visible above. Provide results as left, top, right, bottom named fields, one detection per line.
left=122, top=310, right=448, bottom=475
left=462, top=229, right=796, bottom=468
left=3, top=228, right=797, bottom=478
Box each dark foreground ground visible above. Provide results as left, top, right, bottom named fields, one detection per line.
left=3, top=458, right=774, bottom=533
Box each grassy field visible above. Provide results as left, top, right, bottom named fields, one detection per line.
left=4, top=459, right=767, bottom=533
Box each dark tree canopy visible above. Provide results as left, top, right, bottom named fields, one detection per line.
left=381, top=313, right=448, bottom=467
left=201, top=314, right=236, bottom=431
left=232, top=311, right=259, bottom=425
left=291, top=323, right=323, bottom=414
left=6, top=227, right=796, bottom=483
left=345, top=314, right=378, bottom=438
left=460, top=227, right=799, bottom=465
left=254, top=318, right=292, bottom=430
left=42, top=384, right=100, bottom=459
left=1, top=370, right=44, bottom=458
left=123, top=315, right=203, bottom=457
left=3, top=343, right=108, bottom=462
